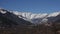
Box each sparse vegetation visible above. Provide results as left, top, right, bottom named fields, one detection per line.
left=0, top=23, right=60, bottom=34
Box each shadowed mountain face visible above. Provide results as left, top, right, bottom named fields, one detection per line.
left=0, top=9, right=32, bottom=28
left=47, top=14, right=60, bottom=23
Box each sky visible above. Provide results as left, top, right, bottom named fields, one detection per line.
left=0, top=0, right=60, bottom=13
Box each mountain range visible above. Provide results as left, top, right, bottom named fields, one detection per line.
left=12, top=10, right=60, bottom=24
left=0, top=8, right=60, bottom=25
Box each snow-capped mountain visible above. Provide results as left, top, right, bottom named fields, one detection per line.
left=12, top=11, right=60, bottom=24
left=12, top=11, right=48, bottom=24
left=13, top=11, right=48, bottom=19
left=0, top=8, right=60, bottom=25
left=0, top=8, right=32, bottom=27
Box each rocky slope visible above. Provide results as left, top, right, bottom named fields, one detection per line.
left=0, top=8, right=32, bottom=28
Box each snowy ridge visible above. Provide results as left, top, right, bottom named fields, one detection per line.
left=13, top=11, right=60, bottom=19
left=12, top=11, right=60, bottom=24
left=48, top=12, right=60, bottom=17
left=13, top=11, right=48, bottom=19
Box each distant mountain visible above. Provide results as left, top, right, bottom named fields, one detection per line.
left=0, top=8, right=60, bottom=25
left=12, top=11, right=60, bottom=24
left=0, top=9, right=32, bottom=27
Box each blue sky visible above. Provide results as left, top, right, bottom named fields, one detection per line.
left=0, top=0, right=60, bottom=13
